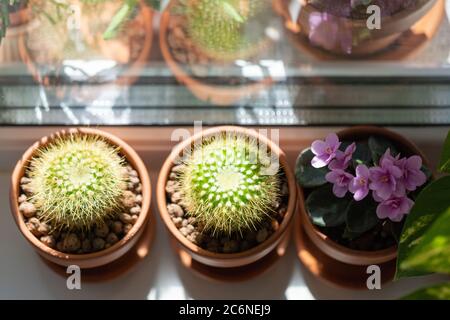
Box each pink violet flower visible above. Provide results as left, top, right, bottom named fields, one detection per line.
left=369, top=157, right=403, bottom=200
left=326, top=169, right=354, bottom=198
left=376, top=195, right=414, bottom=222
left=329, top=142, right=356, bottom=170
left=349, top=164, right=370, bottom=201
left=311, top=133, right=341, bottom=168
left=398, top=155, right=427, bottom=192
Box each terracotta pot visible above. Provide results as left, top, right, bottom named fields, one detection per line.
left=274, top=0, right=437, bottom=56
left=159, top=1, right=273, bottom=106
left=297, top=126, right=431, bottom=266
left=10, top=128, right=153, bottom=269
left=17, top=0, right=153, bottom=86
left=157, top=126, right=297, bottom=268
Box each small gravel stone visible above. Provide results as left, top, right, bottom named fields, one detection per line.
left=129, top=176, right=140, bottom=186
left=256, top=228, right=269, bottom=243
left=169, top=172, right=177, bottom=180
left=167, top=203, right=184, bottom=218
left=172, top=217, right=183, bottom=228
left=245, top=231, right=257, bottom=242
left=281, top=182, right=289, bottom=196
left=26, top=218, right=41, bottom=237
left=95, top=223, right=109, bottom=238
left=131, top=215, right=139, bottom=224
left=135, top=184, right=142, bottom=193
left=106, top=233, right=119, bottom=245
left=56, top=241, right=64, bottom=252
left=92, top=238, right=105, bottom=251
left=63, top=233, right=81, bottom=252
left=186, top=224, right=195, bottom=233
left=135, top=195, right=143, bottom=205
left=121, top=191, right=136, bottom=208
left=130, top=206, right=141, bottom=215
left=19, top=202, right=36, bottom=218
left=180, top=227, right=192, bottom=237
left=206, top=239, right=219, bottom=252
left=271, top=219, right=280, bottom=231
left=21, top=184, right=34, bottom=194
left=105, top=243, right=111, bottom=249
left=20, top=177, right=32, bottom=184
left=82, top=239, right=92, bottom=253
left=171, top=165, right=185, bottom=174
left=40, top=235, right=55, bottom=248
left=165, top=180, right=179, bottom=194
left=181, top=219, right=189, bottom=227
left=38, top=222, right=50, bottom=236
left=18, top=194, right=27, bottom=203
left=240, top=240, right=251, bottom=251
left=119, top=213, right=133, bottom=224
left=187, top=231, right=201, bottom=244
left=124, top=223, right=133, bottom=234
left=223, top=240, right=239, bottom=253
left=170, top=192, right=182, bottom=204
left=278, top=206, right=287, bottom=218
left=112, top=221, right=123, bottom=234
left=128, top=169, right=138, bottom=177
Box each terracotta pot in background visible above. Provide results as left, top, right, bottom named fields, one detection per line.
left=296, top=126, right=431, bottom=266
left=274, top=0, right=438, bottom=56
left=10, top=128, right=153, bottom=269
left=157, top=126, right=297, bottom=269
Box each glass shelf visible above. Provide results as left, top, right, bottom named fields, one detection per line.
left=1, top=0, right=450, bottom=126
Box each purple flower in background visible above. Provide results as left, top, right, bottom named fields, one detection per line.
left=398, top=155, right=427, bottom=192
left=329, top=142, right=356, bottom=170
left=376, top=195, right=414, bottom=222
left=369, top=157, right=403, bottom=200
left=326, top=169, right=354, bottom=198
left=349, top=164, right=370, bottom=201
left=311, top=133, right=341, bottom=168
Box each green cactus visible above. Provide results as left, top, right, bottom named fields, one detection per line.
left=183, top=0, right=265, bottom=59
left=178, top=134, right=281, bottom=235
left=26, top=134, right=127, bottom=230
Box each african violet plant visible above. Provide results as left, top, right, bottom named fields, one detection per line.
left=177, top=134, right=281, bottom=235
left=396, top=131, right=450, bottom=299
left=26, top=134, right=127, bottom=230
left=296, top=132, right=430, bottom=248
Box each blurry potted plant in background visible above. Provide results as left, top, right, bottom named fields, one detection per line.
left=296, top=126, right=431, bottom=283
left=274, top=0, right=439, bottom=56
left=396, top=131, right=450, bottom=299
left=160, top=0, right=275, bottom=105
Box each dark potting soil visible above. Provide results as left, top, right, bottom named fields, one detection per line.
left=317, top=219, right=403, bottom=251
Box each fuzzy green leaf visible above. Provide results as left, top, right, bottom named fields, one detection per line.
left=368, top=135, right=399, bottom=165
left=295, top=148, right=328, bottom=188
left=305, top=184, right=350, bottom=227
left=439, top=131, right=450, bottom=173
left=402, top=283, right=450, bottom=300
left=396, top=176, right=450, bottom=279
left=346, top=197, right=379, bottom=234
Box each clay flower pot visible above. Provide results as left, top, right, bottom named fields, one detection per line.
left=157, top=126, right=297, bottom=269
left=297, top=126, right=431, bottom=267
left=274, top=0, right=438, bottom=56
left=160, top=0, right=273, bottom=106
left=10, top=128, right=152, bottom=269
left=18, top=0, right=153, bottom=86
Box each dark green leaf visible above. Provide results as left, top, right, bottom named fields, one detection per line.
left=295, top=148, right=328, bottom=188
left=396, top=176, right=450, bottom=279
left=305, top=184, right=350, bottom=227
left=144, top=0, right=163, bottom=10
left=352, top=142, right=372, bottom=168
left=368, top=135, right=399, bottom=165
left=342, top=227, right=361, bottom=240
left=402, top=283, right=450, bottom=300
left=439, top=131, right=450, bottom=173
left=346, top=197, right=379, bottom=234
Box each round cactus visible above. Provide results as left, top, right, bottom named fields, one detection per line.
left=183, top=0, right=265, bottom=58
left=178, top=134, right=281, bottom=235
left=26, top=134, right=127, bottom=230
